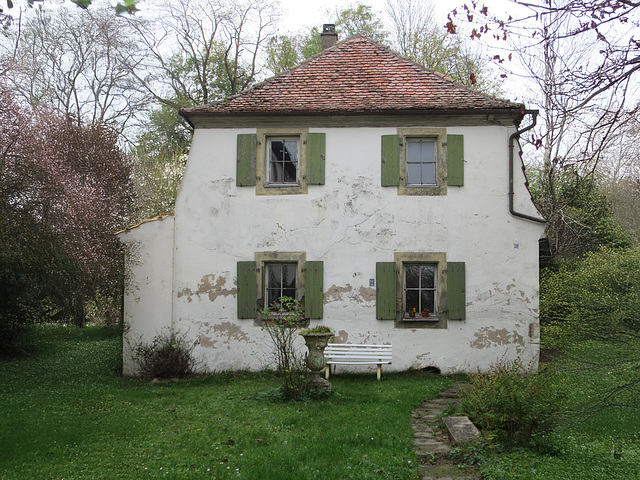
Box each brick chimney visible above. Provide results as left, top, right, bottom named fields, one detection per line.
left=321, top=24, right=338, bottom=50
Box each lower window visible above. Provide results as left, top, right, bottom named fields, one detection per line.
left=404, top=264, right=436, bottom=317
left=266, top=263, right=297, bottom=309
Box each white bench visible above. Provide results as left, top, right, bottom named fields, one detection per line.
left=324, top=344, right=392, bottom=381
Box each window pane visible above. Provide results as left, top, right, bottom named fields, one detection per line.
left=267, top=264, right=281, bottom=288
left=282, top=287, right=296, bottom=299
left=420, top=140, right=435, bottom=163
left=406, top=290, right=419, bottom=314
left=284, top=140, right=298, bottom=164
left=407, top=142, right=421, bottom=164
left=284, top=162, right=297, bottom=183
left=407, top=164, right=421, bottom=184
left=282, top=264, right=296, bottom=290
left=421, top=290, right=435, bottom=312
left=422, top=164, right=436, bottom=185
left=405, top=265, right=420, bottom=288
left=421, top=265, right=435, bottom=288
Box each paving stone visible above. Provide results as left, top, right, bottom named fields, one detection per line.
left=443, top=417, right=481, bottom=445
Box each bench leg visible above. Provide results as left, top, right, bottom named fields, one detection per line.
left=325, top=365, right=330, bottom=380
left=377, top=364, right=381, bottom=381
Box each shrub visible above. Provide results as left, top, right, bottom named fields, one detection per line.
left=460, top=360, right=565, bottom=451
left=132, top=331, right=200, bottom=379
left=541, top=247, right=640, bottom=338
left=260, top=296, right=308, bottom=400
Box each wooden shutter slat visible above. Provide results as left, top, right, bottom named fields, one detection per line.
left=305, top=261, right=324, bottom=319
left=307, top=133, right=326, bottom=185
left=237, top=261, right=257, bottom=318
left=447, top=134, right=464, bottom=187
left=236, top=134, right=257, bottom=186
left=447, top=262, right=466, bottom=320
left=376, top=262, right=396, bottom=320
left=381, top=135, right=400, bottom=186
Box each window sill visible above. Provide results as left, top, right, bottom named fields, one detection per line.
left=403, top=316, right=440, bottom=323
left=264, top=183, right=300, bottom=187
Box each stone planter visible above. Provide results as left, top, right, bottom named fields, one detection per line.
left=300, top=332, right=332, bottom=393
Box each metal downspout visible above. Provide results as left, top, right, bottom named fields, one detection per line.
left=509, top=110, right=546, bottom=223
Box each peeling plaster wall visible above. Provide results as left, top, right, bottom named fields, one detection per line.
left=119, top=216, right=175, bottom=375
left=163, top=125, right=546, bottom=374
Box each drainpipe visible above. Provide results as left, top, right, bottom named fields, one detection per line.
left=509, top=110, right=546, bottom=223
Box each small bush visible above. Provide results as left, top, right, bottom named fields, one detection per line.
left=132, top=331, right=200, bottom=379
left=460, top=360, right=565, bottom=451
left=260, top=297, right=308, bottom=400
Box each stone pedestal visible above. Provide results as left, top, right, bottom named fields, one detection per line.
left=301, top=333, right=332, bottom=393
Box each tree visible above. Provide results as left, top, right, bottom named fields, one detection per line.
left=0, top=88, right=133, bottom=345
left=127, top=0, right=278, bottom=111
left=129, top=104, right=190, bottom=221
left=447, top=0, right=640, bottom=258
left=1, top=2, right=149, bottom=137
left=385, top=0, right=502, bottom=92
left=265, top=3, right=387, bottom=75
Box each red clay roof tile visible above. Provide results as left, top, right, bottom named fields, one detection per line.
left=181, top=36, right=522, bottom=118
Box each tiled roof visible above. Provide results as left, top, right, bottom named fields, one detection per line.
left=181, top=36, right=523, bottom=118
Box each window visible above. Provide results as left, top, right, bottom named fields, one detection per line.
left=404, top=264, right=436, bottom=317
left=407, top=139, right=437, bottom=186
left=376, top=253, right=466, bottom=327
left=237, top=252, right=324, bottom=320
left=267, top=137, right=300, bottom=185
left=381, top=129, right=464, bottom=195
left=236, top=129, right=326, bottom=195
left=265, top=263, right=297, bottom=308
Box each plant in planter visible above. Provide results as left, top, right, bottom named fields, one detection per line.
left=259, top=296, right=307, bottom=400
left=299, top=326, right=334, bottom=393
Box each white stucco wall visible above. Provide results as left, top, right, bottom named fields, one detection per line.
left=155, top=123, right=546, bottom=375
left=119, top=215, right=175, bottom=375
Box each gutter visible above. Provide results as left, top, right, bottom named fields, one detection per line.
left=509, top=110, right=546, bottom=224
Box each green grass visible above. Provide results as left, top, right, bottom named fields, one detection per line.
left=475, top=337, right=640, bottom=480
left=0, top=325, right=458, bottom=480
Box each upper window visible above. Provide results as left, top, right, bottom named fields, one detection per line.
left=238, top=128, right=325, bottom=195
left=406, top=138, right=437, bottom=186
left=381, top=129, right=464, bottom=195
left=267, top=137, right=300, bottom=185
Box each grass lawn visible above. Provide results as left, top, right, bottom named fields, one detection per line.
left=474, top=338, right=640, bottom=480
left=0, top=325, right=458, bottom=480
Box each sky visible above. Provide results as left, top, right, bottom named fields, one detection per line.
left=275, top=0, right=520, bottom=36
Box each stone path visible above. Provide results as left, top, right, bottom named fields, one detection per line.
left=411, top=383, right=481, bottom=480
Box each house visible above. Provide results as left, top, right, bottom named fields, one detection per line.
left=119, top=28, right=546, bottom=376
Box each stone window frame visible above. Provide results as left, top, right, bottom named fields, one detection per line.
left=256, top=128, right=309, bottom=195
left=255, top=252, right=307, bottom=310
left=394, top=252, right=447, bottom=328
left=398, top=127, right=447, bottom=196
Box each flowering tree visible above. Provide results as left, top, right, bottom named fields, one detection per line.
left=0, top=89, right=133, bottom=348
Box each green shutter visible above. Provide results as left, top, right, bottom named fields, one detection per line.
left=447, top=134, right=464, bottom=186
left=376, top=262, right=396, bottom=320
left=307, top=133, right=325, bottom=185
left=237, top=261, right=257, bottom=319
left=236, top=134, right=256, bottom=186
left=447, top=262, right=466, bottom=320
left=381, top=135, right=400, bottom=186
left=305, top=261, right=324, bottom=319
